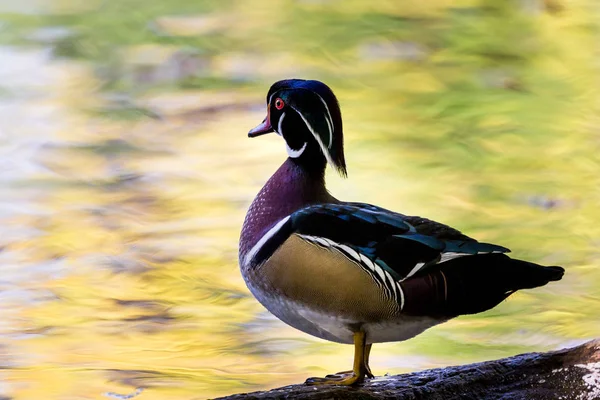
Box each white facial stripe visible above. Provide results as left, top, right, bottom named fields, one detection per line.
left=243, top=216, right=290, bottom=267
left=289, top=105, right=336, bottom=169
left=286, top=142, right=307, bottom=158
left=324, top=117, right=333, bottom=148
left=276, top=111, right=285, bottom=136
left=314, top=92, right=334, bottom=149
left=312, top=132, right=336, bottom=167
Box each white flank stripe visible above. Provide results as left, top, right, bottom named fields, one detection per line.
left=286, top=142, right=307, bottom=158
left=314, top=237, right=331, bottom=247
left=385, top=271, right=397, bottom=298
left=323, top=238, right=337, bottom=247
left=314, top=93, right=334, bottom=148
left=301, top=235, right=380, bottom=275
left=243, top=216, right=290, bottom=267
left=298, top=234, right=326, bottom=247
left=297, top=234, right=313, bottom=243
left=396, top=283, right=405, bottom=310
left=402, top=262, right=426, bottom=281
left=290, top=105, right=336, bottom=169
left=297, top=234, right=404, bottom=305
left=373, top=264, right=387, bottom=282
left=359, top=254, right=375, bottom=271
left=338, top=244, right=361, bottom=262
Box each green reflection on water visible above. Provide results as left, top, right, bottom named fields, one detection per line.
left=0, top=0, right=598, bottom=399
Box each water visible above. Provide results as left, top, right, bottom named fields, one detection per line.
left=0, top=1, right=598, bottom=398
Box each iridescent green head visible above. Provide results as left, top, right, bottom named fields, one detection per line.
left=249, top=79, right=347, bottom=177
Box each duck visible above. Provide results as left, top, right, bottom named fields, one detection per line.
left=239, top=78, right=564, bottom=386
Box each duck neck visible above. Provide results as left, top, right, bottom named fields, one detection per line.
left=239, top=157, right=333, bottom=261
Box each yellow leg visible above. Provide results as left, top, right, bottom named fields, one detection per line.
left=326, top=342, right=374, bottom=378
left=364, top=343, right=374, bottom=379
left=305, top=331, right=372, bottom=386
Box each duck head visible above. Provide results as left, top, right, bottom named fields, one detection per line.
left=248, top=79, right=347, bottom=177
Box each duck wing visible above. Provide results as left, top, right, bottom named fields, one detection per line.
left=246, top=202, right=508, bottom=282
left=245, top=202, right=562, bottom=317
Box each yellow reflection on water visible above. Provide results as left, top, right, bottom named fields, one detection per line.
left=0, top=0, right=599, bottom=399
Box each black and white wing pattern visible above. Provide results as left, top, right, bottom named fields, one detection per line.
left=246, top=202, right=509, bottom=286
left=244, top=202, right=567, bottom=317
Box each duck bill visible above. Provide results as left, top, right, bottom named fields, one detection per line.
left=248, top=108, right=274, bottom=137
left=248, top=118, right=274, bottom=137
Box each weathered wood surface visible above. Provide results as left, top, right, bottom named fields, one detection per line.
left=216, top=339, right=600, bottom=400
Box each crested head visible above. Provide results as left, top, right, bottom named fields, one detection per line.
left=248, top=79, right=347, bottom=177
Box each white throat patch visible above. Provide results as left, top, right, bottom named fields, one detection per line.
left=286, top=142, right=307, bottom=158
left=277, top=111, right=307, bottom=158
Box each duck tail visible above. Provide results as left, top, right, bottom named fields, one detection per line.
left=501, top=258, right=564, bottom=289
left=402, top=253, right=564, bottom=317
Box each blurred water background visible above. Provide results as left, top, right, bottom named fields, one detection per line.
left=0, top=0, right=598, bottom=398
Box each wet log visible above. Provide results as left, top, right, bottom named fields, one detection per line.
left=216, top=339, right=600, bottom=400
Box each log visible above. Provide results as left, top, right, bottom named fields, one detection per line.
left=216, top=339, right=600, bottom=400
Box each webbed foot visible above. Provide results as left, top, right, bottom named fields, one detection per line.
left=305, top=371, right=362, bottom=386
left=304, top=332, right=373, bottom=386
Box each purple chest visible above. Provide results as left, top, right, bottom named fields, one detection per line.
left=239, top=159, right=335, bottom=264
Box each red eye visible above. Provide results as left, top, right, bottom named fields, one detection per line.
left=274, top=98, right=284, bottom=110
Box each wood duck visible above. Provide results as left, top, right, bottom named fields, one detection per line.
left=239, top=79, right=564, bottom=386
